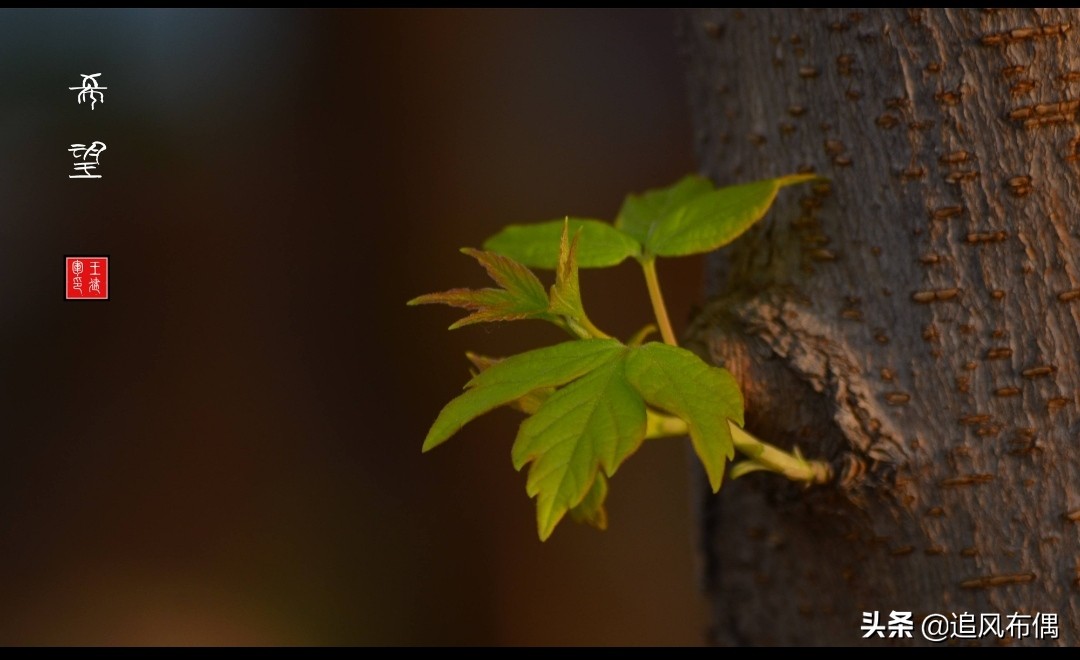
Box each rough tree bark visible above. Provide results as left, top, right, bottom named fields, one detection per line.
left=681, top=9, right=1080, bottom=646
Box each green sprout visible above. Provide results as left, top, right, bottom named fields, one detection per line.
left=409, top=174, right=832, bottom=540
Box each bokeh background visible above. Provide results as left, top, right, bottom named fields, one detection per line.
left=0, top=9, right=710, bottom=644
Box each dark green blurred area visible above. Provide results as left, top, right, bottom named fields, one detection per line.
left=0, top=9, right=707, bottom=644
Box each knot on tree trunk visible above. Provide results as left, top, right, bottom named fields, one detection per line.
left=688, top=287, right=904, bottom=502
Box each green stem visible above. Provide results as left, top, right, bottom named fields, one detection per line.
left=578, top=315, right=611, bottom=340
left=563, top=315, right=610, bottom=341
left=627, top=324, right=658, bottom=348
left=646, top=411, right=830, bottom=484
left=640, top=257, right=678, bottom=347
left=645, top=410, right=692, bottom=439
left=728, top=421, right=831, bottom=484
left=553, top=317, right=586, bottom=340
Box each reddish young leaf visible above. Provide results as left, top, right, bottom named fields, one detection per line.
left=408, top=248, right=553, bottom=329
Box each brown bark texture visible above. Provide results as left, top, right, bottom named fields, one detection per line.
left=682, top=8, right=1080, bottom=646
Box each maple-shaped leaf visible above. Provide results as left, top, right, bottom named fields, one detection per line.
left=422, top=339, right=625, bottom=452
left=425, top=337, right=745, bottom=539
left=408, top=248, right=553, bottom=329
left=460, top=349, right=679, bottom=535
left=624, top=342, right=744, bottom=492
left=512, top=355, right=646, bottom=540
left=504, top=339, right=744, bottom=540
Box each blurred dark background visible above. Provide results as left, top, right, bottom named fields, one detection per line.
left=0, top=9, right=708, bottom=644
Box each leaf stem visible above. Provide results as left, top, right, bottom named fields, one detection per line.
left=562, top=315, right=610, bottom=340
left=645, top=410, right=692, bottom=439
left=578, top=315, right=611, bottom=340
left=643, top=412, right=831, bottom=485
left=640, top=257, right=678, bottom=346
left=728, top=421, right=831, bottom=484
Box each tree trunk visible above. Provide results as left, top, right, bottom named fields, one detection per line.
left=682, top=8, right=1080, bottom=646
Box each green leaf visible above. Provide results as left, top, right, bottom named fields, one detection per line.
left=422, top=339, right=624, bottom=452
left=644, top=174, right=817, bottom=257
left=548, top=221, right=585, bottom=320
left=615, top=175, right=714, bottom=245
left=512, top=356, right=646, bottom=540
left=624, top=342, right=744, bottom=492
left=465, top=352, right=551, bottom=415
left=484, top=218, right=640, bottom=269
left=569, top=471, right=609, bottom=530
left=408, top=248, right=552, bottom=329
